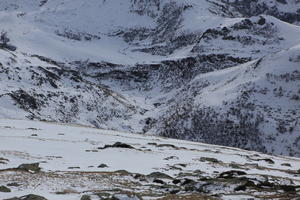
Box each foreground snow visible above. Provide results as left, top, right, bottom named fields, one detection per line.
left=0, top=119, right=299, bottom=199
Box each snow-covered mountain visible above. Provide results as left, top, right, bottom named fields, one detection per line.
left=0, top=0, right=299, bottom=157
left=0, top=119, right=299, bottom=199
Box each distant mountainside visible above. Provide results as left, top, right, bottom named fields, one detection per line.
left=0, top=0, right=299, bottom=156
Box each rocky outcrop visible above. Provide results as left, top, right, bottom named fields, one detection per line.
left=210, top=0, right=300, bottom=25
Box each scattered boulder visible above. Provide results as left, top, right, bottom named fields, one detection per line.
left=177, top=163, right=187, bottom=168
left=181, top=178, right=196, bottom=186
left=153, top=179, right=165, bottom=184
left=280, top=185, right=296, bottom=193
left=199, top=157, right=221, bottom=163
left=172, top=179, right=181, bottom=184
left=169, top=189, right=180, bottom=194
left=184, top=185, right=197, bottom=192
left=112, top=193, right=142, bottom=200
left=17, top=163, right=41, bottom=172
left=114, top=170, right=131, bottom=176
left=229, top=163, right=241, bottom=169
left=98, top=164, right=109, bottom=168
left=0, top=185, right=11, bottom=192
left=258, top=158, right=275, bottom=164
left=281, top=163, right=291, bottom=167
left=234, top=180, right=255, bottom=191
left=20, top=194, right=48, bottom=200
left=68, top=166, right=80, bottom=169
left=257, top=180, right=275, bottom=188
left=95, top=192, right=110, bottom=199
left=0, top=157, right=9, bottom=162
left=55, top=189, right=78, bottom=195
left=218, top=170, right=247, bottom=178
left=157, top=144, right=176, bottom=148
left=80, top=195, right=91, bottom=200
left=133, top=173, right=143, bottom=179
left=258, top=16, right=266, bottom=25
left=147, top=172, right=173, bottom=179
left=98, top=142, right=134, bottom=150
left=0, top=157, right=9, bottom=164
left=27, top=128, right=39, bottom=130
left=147, top=143, right=157, bottom=146
left=4, top=194, right=47, bottom=200
left=164, top=156, right=179, bottom=160
left=7, top=182, right=21, bottom=187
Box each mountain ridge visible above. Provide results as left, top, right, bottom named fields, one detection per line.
left=0, top=0, right=299, bottom=157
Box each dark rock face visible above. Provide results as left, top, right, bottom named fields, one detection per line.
left=130, top=0, right=161, bottom=18
left=124, top=1, right=195, bottom=56
left=0, top=32, right=17, bottom=51
left=214, top=0, right=300, bottom=25
left=158, top=101, right=266, bottom=153
left=10, top=90, right=40, bottom=110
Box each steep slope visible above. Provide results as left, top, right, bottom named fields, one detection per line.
left=0, top=119, right=299, bottom=199
left=0, top=49, right=140, bottom=130
left=155, top=44, right=300, bottom=157
left=0, top=0, right=299, bottom=157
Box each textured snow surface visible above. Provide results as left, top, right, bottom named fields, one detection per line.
left=0, top=119, right=299, bottom=199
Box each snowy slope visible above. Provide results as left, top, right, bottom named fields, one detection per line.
left=0, top=0, right=299, bottom=63
left=0, top=119, right=299, bottom=199
left=0, top=0, right=299, bottom=157
left=155, top=44, right=300, bottom=157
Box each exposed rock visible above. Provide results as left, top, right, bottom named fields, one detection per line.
left=281, top=163, right=291, bottom=167
left=80, top=195, right=91, bottom=200
left=234, top=180, right=255, bottom=191
left=0, top=157, right=9, bottom=164
left=153, top=179, right=165, bottom=184
left=7, top=182, right=21, bottom=187
left=98, top=142, right=135, bottom=150
left=112, top=193, right=143, bottom=200
left=68, top=166, right=80, bottom=169
left=17, top=163, right=41, bottom=172
left=5, top=195, right=48, bottom=200
left=218, top=170, right=247, bottom=179
left=98, top=164, right=109, bottom=168
left=20, top=194, right=48, bottom=200
left=147, top=172, right=173, bottom=179
left=0, top=185, right=11, bottom=192
left=0, top=0, right=299, bottom=159
left=0, top=31, right=17, bottom=51
left=199, top=157, right=221, bottom=163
